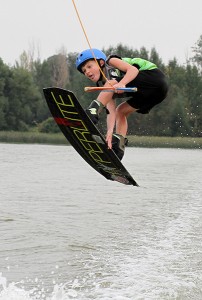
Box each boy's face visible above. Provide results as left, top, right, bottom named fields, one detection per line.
left=81, top=60, right=102, bottom=82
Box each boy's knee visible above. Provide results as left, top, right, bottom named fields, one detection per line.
left=116, top=105, right=125, bottom=118
left=116, top=102, right=136, bottom=118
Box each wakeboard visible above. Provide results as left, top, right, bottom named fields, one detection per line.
left=43, top=87, right=138, bottom=186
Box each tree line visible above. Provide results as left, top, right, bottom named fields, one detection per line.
left=0, top=35, right=201, bottom=137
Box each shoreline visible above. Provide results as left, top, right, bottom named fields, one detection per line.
left=0, top=131, right=201, bottom=149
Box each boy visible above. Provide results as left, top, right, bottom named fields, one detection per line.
left=76, top=48, right=168, bottom=160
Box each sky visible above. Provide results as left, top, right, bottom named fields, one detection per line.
left=1, top=0, right=202, bottom=66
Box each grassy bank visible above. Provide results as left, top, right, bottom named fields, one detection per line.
left=0, top=131, right=68, bottom=145
left=128, top=135, right=202, bottom=149
left=0, top=131, right=201, bottom=149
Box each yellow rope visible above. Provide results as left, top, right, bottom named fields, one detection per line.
left=71, top=0, right=112, bottom=86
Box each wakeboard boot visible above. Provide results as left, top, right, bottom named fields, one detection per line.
left=112, top=134, right=128, bottom=161
left=85, top=100, right=104, bottom=125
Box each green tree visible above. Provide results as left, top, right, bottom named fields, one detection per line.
left=191, top=35, right=202, bottom=74
left=38, top=117, right=60, bottom=133
left=103, top=44, right=139, bottom=57
left=169, top=93, right=191, bottom=136
left=149, top=47, right=164, bottom=70
left=0, top=59, right=11, bottom=130
left=5, top=67, right=41, bottom=130
left=184, top=64, right=202, bottom=136
left=0, top=96, right=8, bottom=129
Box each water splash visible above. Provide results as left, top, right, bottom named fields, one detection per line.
left=0, top=274, right=80, bottom=300
left=0, top=273, right=34, bottom=300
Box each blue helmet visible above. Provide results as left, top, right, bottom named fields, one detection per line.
left=76, top=48, right=106, bottom=73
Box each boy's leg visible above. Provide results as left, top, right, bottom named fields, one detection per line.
left=115, top=102, right=136, bottom=136
left=111, top=134, right=128, bottom=160
left=111, top=102, right=136, bottom=160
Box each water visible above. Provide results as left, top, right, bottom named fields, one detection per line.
left=0, top=143, right=202, bottom=300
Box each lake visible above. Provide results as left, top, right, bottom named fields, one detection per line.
left=0, top=143, right=202, bottom=300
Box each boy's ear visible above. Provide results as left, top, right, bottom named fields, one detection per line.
left=99, top=59, right=105, bottom=67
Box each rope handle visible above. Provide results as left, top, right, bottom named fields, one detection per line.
left=84, top=86, right=137, bottom=92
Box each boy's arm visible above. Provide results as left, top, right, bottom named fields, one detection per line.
left=108, top=57, right=139, bottom=93
left=105, top=99, right=116, bottom=149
